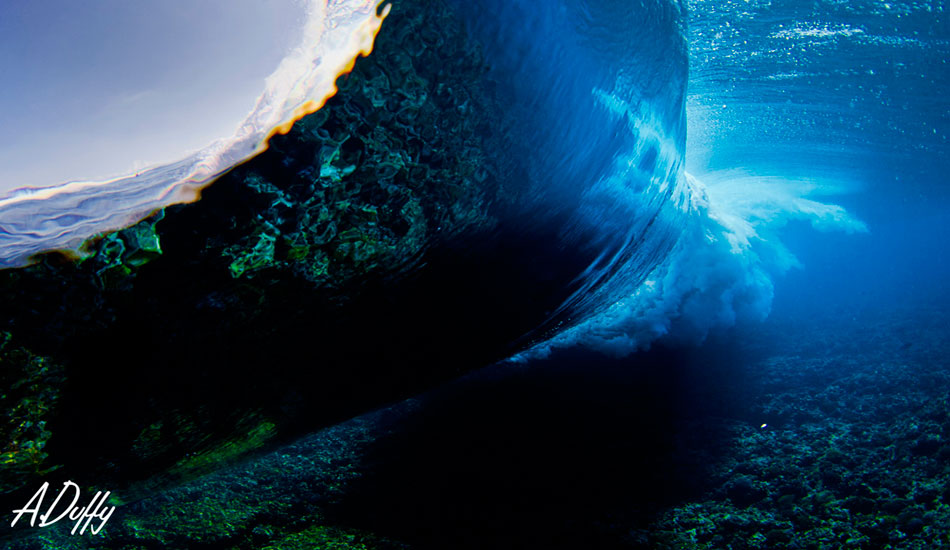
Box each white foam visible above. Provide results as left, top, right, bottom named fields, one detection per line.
left=0, top=0, right=387, bottom=267
left=517, top=170, right=868, bottom=359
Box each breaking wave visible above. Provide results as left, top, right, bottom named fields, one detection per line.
left=436, top=0, right=867, bottom=358
left=521, top=171, right=867, bottom=359
left=0, top=0, right=387, bottom=268
left=0, top=0, right=867, bottom=360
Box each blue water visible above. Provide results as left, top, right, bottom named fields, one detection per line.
left=411, top=0, right=945, bottom=360
left=686, top=0, right=949, bottom=305
left=539, top=0, right=950, bottom=353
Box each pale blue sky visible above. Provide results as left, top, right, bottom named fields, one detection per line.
left=0, top=1, right=307, bottom=192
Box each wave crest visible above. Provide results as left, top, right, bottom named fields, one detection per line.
left=0, top=0, right=387, bottom=268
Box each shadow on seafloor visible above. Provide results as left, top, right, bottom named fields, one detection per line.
left=326, top=333, right=762, bottom=549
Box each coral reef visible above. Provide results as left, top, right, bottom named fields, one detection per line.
left=7, top=403, right=419, bottom=550
left=84, top=213, right=165, bottom=291
left=636, top=304, right=950, bottom=549
left=208, top=0, right=513, bottom=294
left=7, top=303, right=949, bottom=548
left=0, top=333, right=63, bottom=494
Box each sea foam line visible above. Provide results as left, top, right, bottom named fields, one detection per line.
left=0, top=1, right=389, bottom=268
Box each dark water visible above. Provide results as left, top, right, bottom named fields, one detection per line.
left=11, top=300, right=948, bottom=548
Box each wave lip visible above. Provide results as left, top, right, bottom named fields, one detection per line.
left=0, top=0, right=388, bottom=269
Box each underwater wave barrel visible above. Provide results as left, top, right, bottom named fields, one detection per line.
left=0, top=0, right=688, bottom=497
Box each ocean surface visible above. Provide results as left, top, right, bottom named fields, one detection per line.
left=2, top=0, right=948, bottom=547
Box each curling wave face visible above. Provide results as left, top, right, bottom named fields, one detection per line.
left=0, top=0, right=867, bottom=357
left=438, top=0, right=696, bottom=346
left=0, top=0, right=387, bottom=268
left=0, top=0, right=699, bottom=344
left=475, top=0, right=872, bottom=357
left=440, top=0, right=865, bottom=356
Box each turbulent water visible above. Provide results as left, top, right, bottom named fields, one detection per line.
left=686, top=0, right=949, bottom=317
left=536, top=0, right=948, bottom=356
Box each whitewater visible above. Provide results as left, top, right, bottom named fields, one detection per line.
left=0, top=0, right=387, bottom=268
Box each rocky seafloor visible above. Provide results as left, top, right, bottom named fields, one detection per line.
left=6, top=297, right=947, bottom=549
left=638, top=300, right=950, bottom=550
